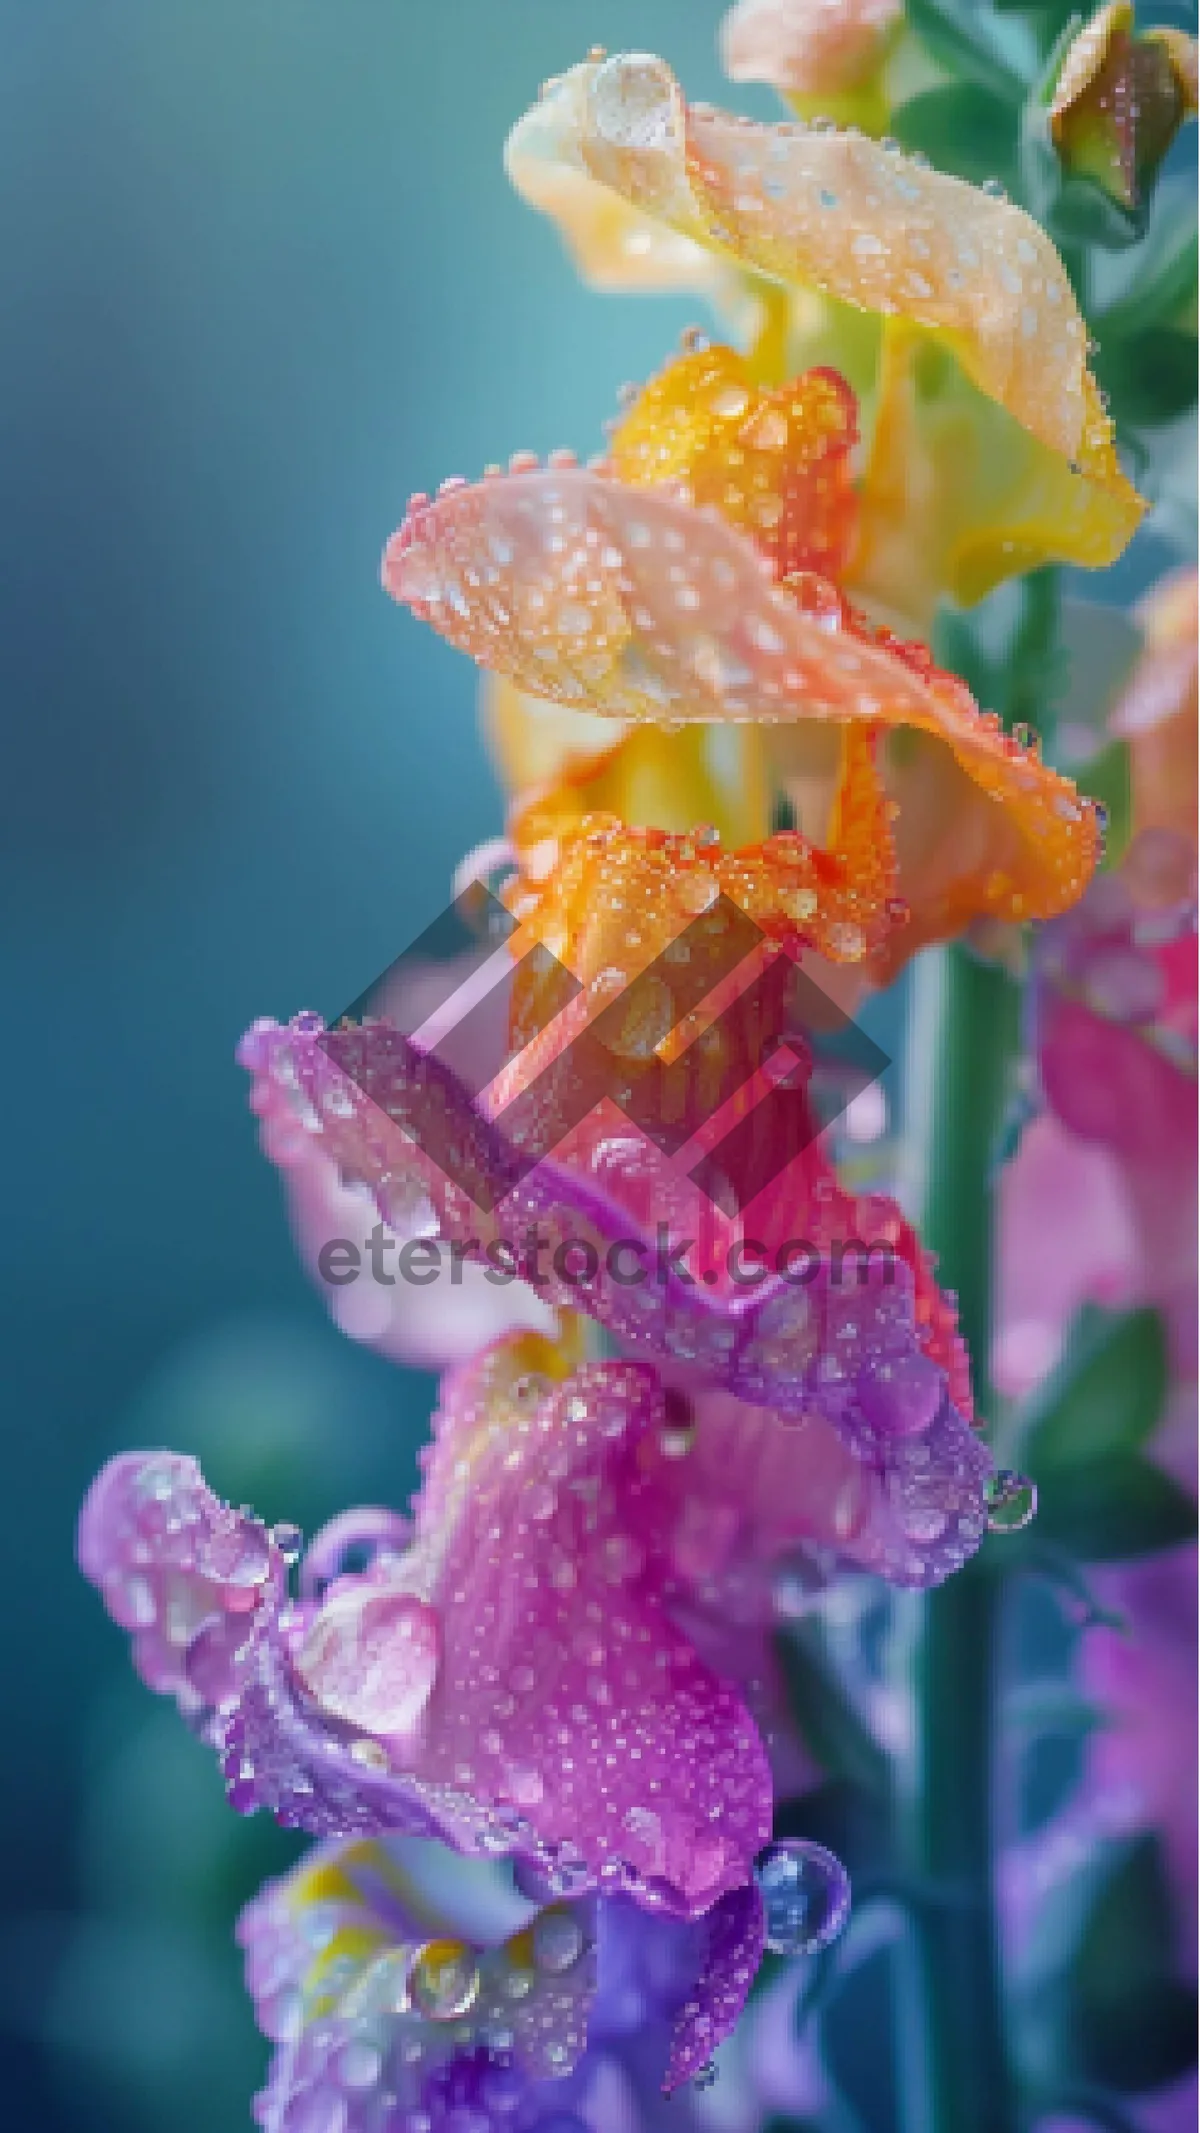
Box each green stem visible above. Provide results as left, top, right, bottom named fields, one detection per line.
left=894, top=943, right=1022, bottom=2133
left=1006, top=567, right=1062, bottom=744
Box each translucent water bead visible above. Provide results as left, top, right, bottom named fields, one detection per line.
left=407, top=1939, right=481, bottom=2020
left=984, top=1470, right=1038, bottom=1533
left=754, top=1840, right=851, bottom=1955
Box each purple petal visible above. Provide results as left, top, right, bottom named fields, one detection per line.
left=663, top=1880, right=767, bottom=2092
left=240, top=1016, right=990, bottom=1588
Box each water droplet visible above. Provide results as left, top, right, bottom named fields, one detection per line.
left=985, top=1470, right=1037, bottom=1534
left=694, top=2059, right=719, bottom=2091
left=272, top=1522, right=304, bottom=1563
left=532, top=1907, right=586, bottom=1974
left=408, top=1939, right=481, bottom=2021
left=336, top=2039, right=382, bottom=2090
left=754, top=1839, right=851, bottom=1955
left=981, top=177, right=1008, bottom=198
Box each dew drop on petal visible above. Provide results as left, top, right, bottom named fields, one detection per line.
left=531, top=1907, right=586, bottom=1975
left=408, top=1939, right=481, bottom=2021
left=984, top=1469, right=1037, bottom=1533
left=754, top=1839, right=851, bottom=1955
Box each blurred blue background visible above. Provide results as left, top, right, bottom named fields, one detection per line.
left=0, top=4, right=1189, bottom=2129
left=0, top=5, right=761, bottom=2125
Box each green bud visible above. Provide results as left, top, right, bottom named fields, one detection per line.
left=1049, top=2, right=1196, bottom=212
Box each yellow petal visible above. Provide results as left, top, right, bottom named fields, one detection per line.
left=484, top=673, right=631, bottom=797
left=485, top=675, right=772, bottom=846
left=507, top=51, right=1144, bottom=578
left=852, top=323, right=1143, bottom=618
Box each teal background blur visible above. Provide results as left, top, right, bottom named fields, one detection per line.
left=0, top=5, right=1188, bottom=2130
left=0, top=6, right=781, bottom=2126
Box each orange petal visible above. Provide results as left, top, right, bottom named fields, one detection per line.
left=504, top=722, right=898, bottom=987
left=384, top=464, right=1101, bottom=941
left=607, top=344, right=859, bottom=584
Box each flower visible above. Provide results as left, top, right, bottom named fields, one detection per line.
left=1048, top=2, right=1198, bottom=214
left=240, top=1835, right=767, bottom=2124
left=239, top=1012, right=993, bottom=1589
left=78, top=1332, right=779, bottom=1918
left=504, top=50, right=1144, bottom=616
left=721, top=0, right=904, bottom=135
left=385, top=360, right=1102, bottom=981
left=1110, top=568, right=1198, bottom=858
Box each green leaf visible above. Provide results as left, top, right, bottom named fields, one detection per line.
left=1073, top=1834, right=1199, bottom=2093
left=904, top=0, right=1027, bottom=98
left=892, top=84, right=1020, bottom=190
left=1094, top=328, right=1198, bottom=431
left=1035, top=1452, right=1196, bottom=1560
left=1022, top=1306, right=1168, bottom=1472
left=1094, top=212, right=1199, bottom=341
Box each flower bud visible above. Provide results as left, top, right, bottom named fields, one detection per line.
left=1049, top=1, right=1197, bottom=212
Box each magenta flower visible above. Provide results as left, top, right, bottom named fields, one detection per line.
left=998, top=836, right=1198, bottom=1391
left=239, top=1012, right=992, bottom=1590
left=78, top=1343, right=773, bottom=1918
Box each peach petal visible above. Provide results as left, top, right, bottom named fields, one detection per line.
left=506, top=52, right=1143, bottom=562
left=721, top=0, right=902, bottom=97
left=384, top=465, right=1100, bottom=934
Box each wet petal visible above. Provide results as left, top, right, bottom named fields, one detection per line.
left=664, top=1880, right=766, bottom=2091
left=240, top=1836, right=600, bottom=2128
left=384, top=464, right=1100, bottom=939
left=399, top=1339, right=774, bottom=1911
left=608, top=345, right=859, bottom=584
left=506, top=52, right=1142, bottom=569
left=503, top=731, right=897, bottom=974
left=83, top=1346, right=776, bottom=1912
left=239, top=1015, right=990, bottom=1593
left=77, top=1451, right=287, bottom=1711
left=852, top=318, right=1144, bottom=619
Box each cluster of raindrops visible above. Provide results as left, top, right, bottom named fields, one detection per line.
left=242, top=1848, right=600, bottom=2133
